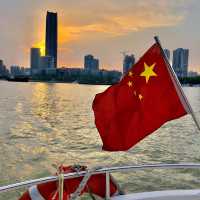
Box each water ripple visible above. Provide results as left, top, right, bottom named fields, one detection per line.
left=1, top=82, right=200, bottom=199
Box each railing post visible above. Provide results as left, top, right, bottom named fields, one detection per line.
left=106, top=172, right=110, bottom=200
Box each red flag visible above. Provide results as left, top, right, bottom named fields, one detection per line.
left=92, top=43, right=188, bottom=151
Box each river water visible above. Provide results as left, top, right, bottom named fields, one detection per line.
left=1, top=81, right=200, bottom=199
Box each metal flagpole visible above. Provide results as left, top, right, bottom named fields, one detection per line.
left=154, top=36, right=200, bottom=131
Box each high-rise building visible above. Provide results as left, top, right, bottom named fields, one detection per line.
left=123, top=54, right=135, bottom=75
left=40, top=56, right=55, bottom=69
left=45, top=11, right=57, bottom=68
left=84, top=54, right=99, bottom=71
left=93, top=58, right=99, bottom=70
left=172, top=48, right=189, bottom=77
left=30, top=48, right=41, bottom=69
left=164, top=49, right=170, bottom=60
left=40, top=56, right=54, bottom=68
left=84, top=55, right=93, bottom=70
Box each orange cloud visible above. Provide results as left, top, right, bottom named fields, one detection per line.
left=33, top=0, right=187, bottom=48
left=57, top=0, right=187, bottom=44
left=30, top=0, right=189, bottom=67
left=57, top=13, right=184, bottom=44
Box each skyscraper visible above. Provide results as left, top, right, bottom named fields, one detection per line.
left=30, top=48, right=41, bottom=69
left=123, top=54, right=135, bottom=75
left=40, top=56, right=54, bottom=68
left=84, top=54, right=99, bottom=71
left=45, top=11, right=57, bottom=68
left=172, top=48, right=189, bottom=77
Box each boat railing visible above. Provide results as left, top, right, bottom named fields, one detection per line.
left=1, top=163, right=200, bottom=199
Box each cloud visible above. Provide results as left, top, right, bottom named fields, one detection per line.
left=56, top=0, right=187, bottom=45
left=0, top=0, right=195, bottom=67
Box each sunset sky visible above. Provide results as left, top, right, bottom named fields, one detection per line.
left=0, top=0, right=200, bottom=72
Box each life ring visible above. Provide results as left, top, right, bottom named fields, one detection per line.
left=19, top=165, right=121, bottom=200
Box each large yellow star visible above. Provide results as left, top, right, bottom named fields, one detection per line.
left=140, top=62, right=157, bottom=83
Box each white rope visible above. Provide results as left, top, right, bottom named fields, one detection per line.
left=70, top=168, right=98, bottom=200
left=58, top=173, right=64, bottom=200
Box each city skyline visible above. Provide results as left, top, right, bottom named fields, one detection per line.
left=0, top=1, right=200, bottom=72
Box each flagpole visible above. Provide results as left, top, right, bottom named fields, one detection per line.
left=154, top=36, right=200, bottom=131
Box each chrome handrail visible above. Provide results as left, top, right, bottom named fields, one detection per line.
left=1, top=163, right=200, bottom=193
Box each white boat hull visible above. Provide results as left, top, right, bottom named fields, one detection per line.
left=112, top=190, right=200, bottom=200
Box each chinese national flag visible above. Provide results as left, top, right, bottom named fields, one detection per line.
left=92, top=43, right=188, bottom=151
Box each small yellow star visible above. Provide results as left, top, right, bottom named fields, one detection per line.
left=140, top=62, right=157, bottom=83
left=138, top=94, right=143, bottom=101
left=128, top=71, right=133, bottom=77
left=127, top=81, right=133, bottom=87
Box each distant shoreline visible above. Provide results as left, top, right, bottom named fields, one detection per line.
left=1, top=79, right=200, bottom=87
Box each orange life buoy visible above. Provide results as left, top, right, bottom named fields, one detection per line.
left=19, top=165, right=120, bottom=200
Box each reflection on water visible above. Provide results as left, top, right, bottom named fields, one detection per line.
left=0, top=81, right=200, bottom=199
left=32, top=83, right=54, bottom=120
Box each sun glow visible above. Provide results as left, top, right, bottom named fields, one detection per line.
left=28, top=2, right=187, bottom=68
left=33, top=40, right=45, bottom=56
